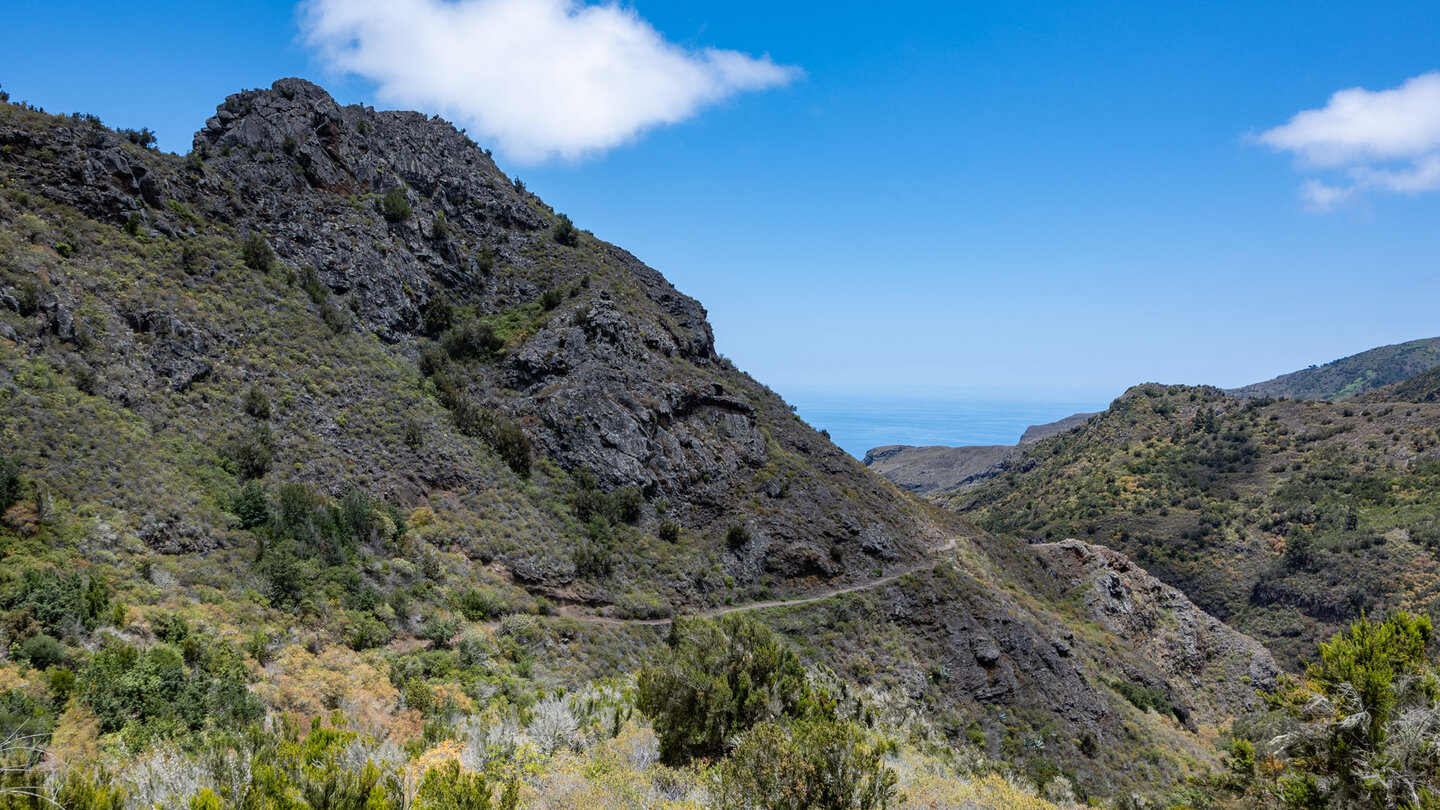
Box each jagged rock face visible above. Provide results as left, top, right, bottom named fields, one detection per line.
left=1035, top=539, right=1279, bottom=725
left=189, top=80, right=773, bottom=502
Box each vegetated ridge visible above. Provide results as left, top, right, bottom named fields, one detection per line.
left=1357, top=363, right=1440, bottom=404
left=948, top=382, right=1440, bottom=669
left=1225, top=335, right=1440, bottom=401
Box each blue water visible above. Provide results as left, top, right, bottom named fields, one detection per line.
left=781, top=389, right=1116, bottom=460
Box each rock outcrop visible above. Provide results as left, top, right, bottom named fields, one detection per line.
left=1034, top=539, right=1279, bottom=725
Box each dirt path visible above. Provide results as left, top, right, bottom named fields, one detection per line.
left=555, top=537, right=960, bottom=628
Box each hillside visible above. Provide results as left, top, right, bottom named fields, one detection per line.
left=1225, top=336, right=1440, bottom=400
left=1358, top=364, right=1440, bottom=403
left=864, top=412, right=1098, bottom=495
left=862, top=443, right=1014, bottom=495
left=949, top=383, right=1440, bottom=667
left=0, top=79, right=1279, bottom=804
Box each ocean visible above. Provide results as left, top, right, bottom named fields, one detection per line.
left=780, top=389, right=1116, bottom=460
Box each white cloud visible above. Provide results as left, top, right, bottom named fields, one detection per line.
left=300, top=0, right=800, bottom=163
left=1257, top=72, right=1440, bottom=209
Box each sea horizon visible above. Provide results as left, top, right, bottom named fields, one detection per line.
left=778, top=386, right=1119, bottom=460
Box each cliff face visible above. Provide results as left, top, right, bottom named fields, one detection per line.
left=1034, top=539, right=1278, bottom=725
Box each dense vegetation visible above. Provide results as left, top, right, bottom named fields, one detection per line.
left=0, top=607, right=1072, bottom=809
left=954, top=384, right=1440, bottom=666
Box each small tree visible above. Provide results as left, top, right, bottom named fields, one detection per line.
left=119, top=127, right=157, bottom=148
left=231, top=481, right=271, bottom=530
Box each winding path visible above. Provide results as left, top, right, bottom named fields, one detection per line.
left=554, top=537, right=960, bottom=628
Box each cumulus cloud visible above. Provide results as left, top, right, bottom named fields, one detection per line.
left=1257, top=72, right=1440, bottom=209
left=300, top=0, right=800, bottom=163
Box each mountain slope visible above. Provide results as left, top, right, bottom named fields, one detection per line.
left=1226, top=336, right=1440, bottom=400
left=1358, top=364, right=1440, bottom=404
left=949, top=384, right=1440, bottom=667
left=0, top=80, right=1272, bottom=801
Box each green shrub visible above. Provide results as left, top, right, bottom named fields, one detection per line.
left=1231, top=612, right=1440, bottom=809
left=297, top=265, right=327, bottom=305
left=151, top=612, right=190, bottom=644
left=423, top=295, right=455, bottom=337
left=241, top=232, right=275, bottom=272
left=540, top=288, right=563, bottom=309
left=320, top=298, right=350, bottom=334
left=727, top=524, right=751, bottom=550
left=419, top=615, right=460, bottom=649
left=715, top=717, right=900, bottom=810
left=441, top=319, right=503, bottom=361
left=658, top=521, right=681, bottom=543
left=449, top=401, right=530, bottom=478
left=349, top=611, right=391, bottom=651
left=81, top=638, right=261, bottom=734
left=17, top=634, right=66, bottom=669
left=219, top=425, right=275, bottom=480
left=615, top=590, right=671, bottom=620
left=572, top=535, right=614, bottom=580
left=637, top=614, right=816, bottom=765
left=1107, top=678, right=1174, bottom=718
left=11, top=569, right=107, bottom=636
left=455, top=587, right=509, bottom=621
left=570, top=469, right=643, bottom=525
left=243, top=385, right=271, bottom=419
left=414, top=758, right=516, bottom=810
left=552, top=213, right=580, bottom=247
left=382, top=188, right=412, bottom=222
left=403, top=419, right=425, bottom=450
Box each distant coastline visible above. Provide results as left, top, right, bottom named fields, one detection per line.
left=780, top=387, right=1114, bottom=459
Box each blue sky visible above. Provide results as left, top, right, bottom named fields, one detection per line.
left=3, top=1, right=1439, bottom=402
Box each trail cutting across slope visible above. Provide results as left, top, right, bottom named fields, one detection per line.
left=555, top=537, right=961, bottom=628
